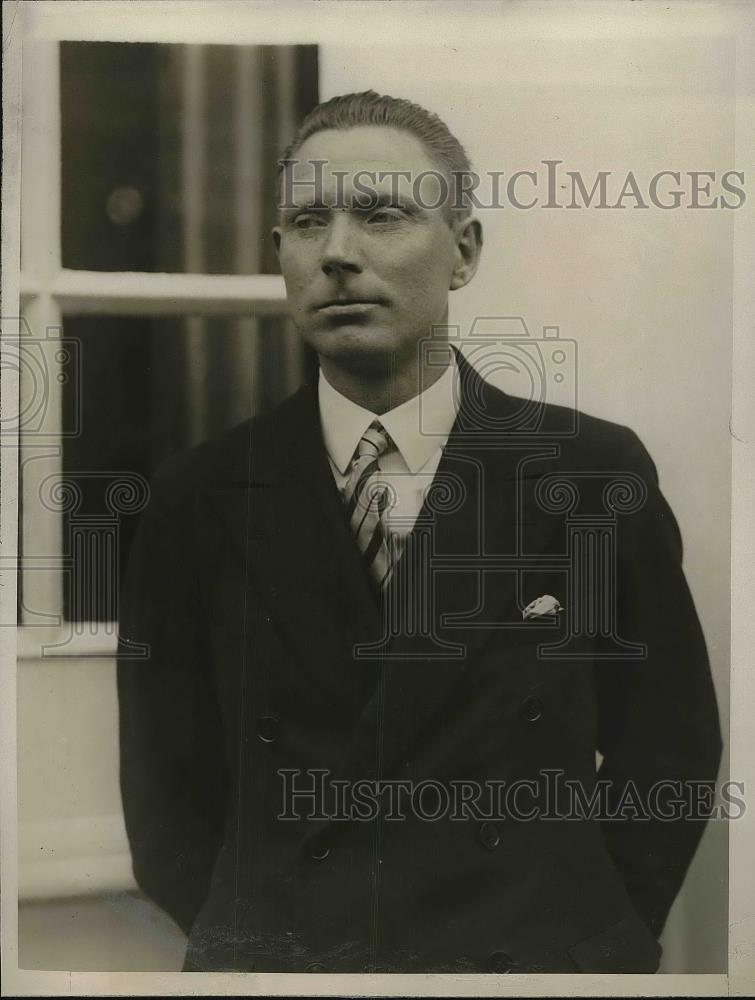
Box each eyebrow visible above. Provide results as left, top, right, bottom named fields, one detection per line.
left=361, top=191, right=420, bottom=212
left=282, top=200, right=329, bottom=213
left=280, top=189, right=424, bottom=216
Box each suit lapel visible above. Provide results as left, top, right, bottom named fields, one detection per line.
left=377, top=349, right=563, bottom=660
left=207, top=381, right=382, bottom=711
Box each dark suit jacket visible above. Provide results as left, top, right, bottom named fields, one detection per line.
left=116, top=351, right=722, bottom=974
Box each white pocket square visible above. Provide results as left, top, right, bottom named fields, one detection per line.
left=522, top=594, right=564, bottom=620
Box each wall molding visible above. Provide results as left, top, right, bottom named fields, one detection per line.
left=19, top=815, right=137, bottom=901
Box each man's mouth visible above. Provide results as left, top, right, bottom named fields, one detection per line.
left=316, top=297, right=386, bottom=313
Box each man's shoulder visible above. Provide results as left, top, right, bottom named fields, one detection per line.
left=478, top=378, right=654, bottom=476
left=146, top=385, right=310, bottom=505
left=542, top=399, right=646, bottom=466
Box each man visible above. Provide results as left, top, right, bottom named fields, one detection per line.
left=117, top=91, right=722, bottom=974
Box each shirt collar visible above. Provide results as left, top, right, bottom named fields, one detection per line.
left=318, top=354, right=460, bottom=475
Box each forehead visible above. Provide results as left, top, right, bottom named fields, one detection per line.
left=288, top=125, right=439, bottom=186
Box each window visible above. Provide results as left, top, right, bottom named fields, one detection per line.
left=19, top=39, right=319, bottom=649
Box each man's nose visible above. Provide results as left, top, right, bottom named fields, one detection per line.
left=321, top=214, right=362, bottom=277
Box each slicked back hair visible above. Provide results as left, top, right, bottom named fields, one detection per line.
left=278, top=90, right=474, bottom=226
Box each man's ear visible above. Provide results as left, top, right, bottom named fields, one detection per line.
left=272, top=227, right=282, bottom=254
left=449, top=216, right=483, bottom=291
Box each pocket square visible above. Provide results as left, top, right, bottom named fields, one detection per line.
left=522, top=594, right=564, bottom=620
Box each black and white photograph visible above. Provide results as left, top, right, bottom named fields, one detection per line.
left=2, top=1, right=754, bottom=995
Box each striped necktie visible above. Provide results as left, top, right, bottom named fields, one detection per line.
left=342, top=421, right=396, bottom=593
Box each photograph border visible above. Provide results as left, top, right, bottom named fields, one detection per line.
left=2, top=1, right=753, bottom=996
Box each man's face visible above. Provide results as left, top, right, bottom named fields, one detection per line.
left=273, top=125, right=478, bottom=372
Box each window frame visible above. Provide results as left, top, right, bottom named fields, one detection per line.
left=18, top=37, right=288, bottom=659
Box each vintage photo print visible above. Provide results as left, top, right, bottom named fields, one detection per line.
left=2, top=1, right=754, bottom=996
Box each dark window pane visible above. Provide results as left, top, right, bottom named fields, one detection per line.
left=60, top=42, right=318, bottom=275
left=60, top=314, right=314, bottom=621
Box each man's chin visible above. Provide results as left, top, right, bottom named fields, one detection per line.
left=303, top=325, right=406, bottom=372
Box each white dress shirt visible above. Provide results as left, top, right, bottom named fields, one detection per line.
left=318, top=356, right=461, bottom=539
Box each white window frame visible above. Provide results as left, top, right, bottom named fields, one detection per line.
left=18, top=35, right=288, bottom=660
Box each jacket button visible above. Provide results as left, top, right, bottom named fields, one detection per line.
left=488, top=950, right=515, bottom=973
left=479, top=822, right=500, bottom=850
left=520, top=696, right=544, bottom=724
left=307, top=835, right=331, bottom=862
left=256, top=716, right=279, bottom=743
left=305, top=962, right=326, bottom=972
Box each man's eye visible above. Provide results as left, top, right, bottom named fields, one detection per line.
left=367, top=209, right=403, bottom=224
left=294, top=214, right=326, bottom=229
